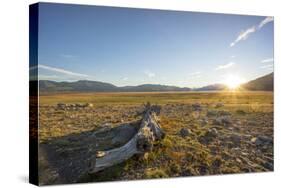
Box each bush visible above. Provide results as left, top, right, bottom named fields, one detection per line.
left=236, top=109, right=246, bottom=115
left=169, top=162, right=181, bottom=174
left=144, top=168, right=168, bottom=179
left=161, top=136, right=173, bottom=148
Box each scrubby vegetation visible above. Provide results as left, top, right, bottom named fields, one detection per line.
left=39, top=91, right=273, bottom=182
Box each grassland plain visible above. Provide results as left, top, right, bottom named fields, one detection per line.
left=39, top=91, right=273, bottom=182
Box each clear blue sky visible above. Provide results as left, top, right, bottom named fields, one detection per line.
left=36, top=3, right=274, bottom=87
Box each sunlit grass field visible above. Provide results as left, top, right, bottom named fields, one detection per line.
left=40, top=91, right=273, bottom=107
left=39, top=91, right=273, bottom=182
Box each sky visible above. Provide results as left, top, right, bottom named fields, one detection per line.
left=33, top=3, right=274, bottom=88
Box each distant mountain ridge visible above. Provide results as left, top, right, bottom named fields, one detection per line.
left=38, top=80, right=191, bottom=93
left=36, top=72, right=273, bottom=93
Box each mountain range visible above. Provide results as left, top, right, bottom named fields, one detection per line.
left=37, top=72, right=273, bottom=93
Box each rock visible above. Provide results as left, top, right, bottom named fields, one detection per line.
left=179, top=128, right=190, bottom=138
left=192, top=103, right=202, bottom=111
left=236, top=158, right=242, bottom=163
left=199, top=117, right=209, bottom=126
left=212, top=158, right=222, bottom=168
left=251, top=136, right=273, bottom=146
left=251, top=137, right=258, bottom=144
left=215, top=102, right=224, bottom=108
left=214, top=116, right=232, bottom=126
left=69, top=104, right=75, bottom=108
left=75, top=103, right=81, bottom=108
left=207, top=110, right=218, bottom=117
left=208, top=128, right=218, bottom=137
left=248, top=121, right=256, bottom=126
left=229, top=134, right=241, bottom=146
left=218, top=110, right=231, bottom=116
left=199, top=128, right=218, bottom=144
left=57, top=103, right=66, bottom=109
left=87, top=103, right=94, bottom=108
left=262, top=161, right=273, bottom=170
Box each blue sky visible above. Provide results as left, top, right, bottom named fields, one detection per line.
left=34, top=3, right=274, bottom=87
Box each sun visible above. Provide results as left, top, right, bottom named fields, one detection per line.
left=223, top=74, right=245, bottom=89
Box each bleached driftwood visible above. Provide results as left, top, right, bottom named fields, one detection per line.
left=93, top=103, right=165, bottom=172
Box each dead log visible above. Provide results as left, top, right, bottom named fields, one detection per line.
left=94, top=103, right=165, bottom=172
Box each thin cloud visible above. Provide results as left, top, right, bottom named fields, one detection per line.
left=230, top=16, right=273, bottom=47
left=144, top=70, right=155, bottom=78
left=260, top=64, right=273, bottom=69
left=39, top=74, right=60, bottom=79
left=122, top=77, right=128, bottom=81
left=30, top=64, right=89, bottom=77
left=215, top=62, right=235, bottom=70
left=230, top=26, right=256, bottom=47
left=261, top=58, right=274, bottom=63
left=258, top=17, right=274, bottom=29
left=189, top=71, right=202, bottom=79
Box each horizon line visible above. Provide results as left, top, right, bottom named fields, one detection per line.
left=31, top=71, right=273, bottom=89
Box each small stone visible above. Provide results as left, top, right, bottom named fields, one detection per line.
left=198, top=128, right=218, bottom=145
left=230, top=134, right=241, bottom=146
left=214, top=116, right=232, bottom=126
left=218, top=110, right=231, bottom=116
left=57, top=103, right=66, bottom=109
left=207, top=110, right=218, bottom=117
left=251, top=137, right=258, bottom=143
left=251, top=136, right=273, bottom=146
left=192, top=103, right=202, bottom=111
left=209, top=128, right=218, bottom=136
left=236, top=158, right=242, bottom=163
left=205, top=128, right=218, bottom=139
left=96, top=151, right=106, bottom=158
left=199, top=117, right=209, bottom=126
left=179, top=128, right=190, bottom=138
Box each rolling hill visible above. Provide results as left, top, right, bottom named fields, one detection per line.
left=242, top=73, right=273, bottom=91
left=38, top=80, right=191, bottom=93
left=194, top=84, right=228, bottom=91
